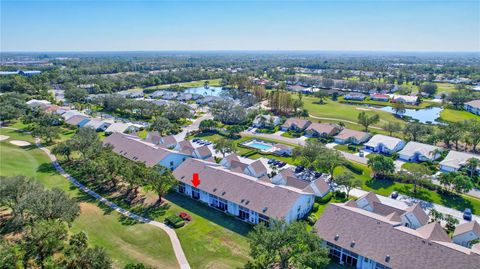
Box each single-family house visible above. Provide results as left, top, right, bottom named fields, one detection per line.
left=83, top=119, right=112, bottom=132
left=364, top=134, right=405, bottom=155
left=26, top=99, right=51, bottom=108
left=244, top=160, right=268, bottom=178
left=173, top=158, right=315, bottom=224
left=305, top=123, right=341, bottom=137
left=392, top=94, right=418, bottom=105
left=61, top=110, right=84, bottom=121
left=464, top=100, right=480, bottom=116
left=314, top=198, right=480, bottom=269
left=344, top=93, right=366, bottom=101
left=103, top=132, right=191, bottom=170
left=175, top=140, right=195, bottom=155
left=452, top=221, right=480, bottom=247
left=252, top=115, right=281, bottom=128
left=281, top=118, right=311, bottom=131
left=334, top=129, right=371, bottom=145
left=104, top=123, right=139, bottom=135
left=439, top=150, right=480, bottom=172
left=65, top=115, right=90, bottom=127
left=398, top=141, right=443, bottom=162
left=370, top=93, right=390, bottom=102
left=271, top=169, right=330, bottom=197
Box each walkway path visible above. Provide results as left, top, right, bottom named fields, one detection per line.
left=35, top=138, right=191, bottom=269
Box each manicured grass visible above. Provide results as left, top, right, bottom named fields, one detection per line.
left=339, top=96, right=434, bottom=109
left=146, top=79, right=222, bottom=90
left=0, top=131, right=179, bottom=269
left=300, top=96, right=405, bottom=131
left=435, top=83, right=458, bottom=94
left=333, top=144, right=361, bottom=154
left=440, top=108, right=480, bottom=122
left=161, top=193, right=251, bottom=269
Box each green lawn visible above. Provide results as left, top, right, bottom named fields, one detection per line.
left=0, top=130, right=179, bottom=269
left=440, top=108, right=480, bottom=122
left=338, top=96, right=434, bottom=109
left=435, top=83, right=458, bottom=94
left=1, top=128, right=253, bottom=268
left=333, top=144, right=361, bottom=154
left=335, top=162, right=480, bottom=214
left=146, top=79, right=222, bottom=90
left=300, top=96, right=405, bottom=134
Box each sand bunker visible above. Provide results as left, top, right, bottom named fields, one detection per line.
left=9, top=140, right=31, bottom=146
left=0, top=135, right=9, bottom=141
left=356, top=107, right=371, bottom=111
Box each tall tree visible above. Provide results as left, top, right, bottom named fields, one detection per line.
left=367, top=155, right=395, bottom=179
left=316, top=148, right=345, bottom=183
left=246, top=220, right=329, bottom=269
left=393, top=102, right=406, bottom=116
left=357, top=112, right=380, bottom=132
left=335, top=171, right=361, bottom=198
left=465, top=157, right=479, bottom=178
left=382, top=122, right=402, bottom=136
left=403, top=122, right=430, bottom=142
left=213, top=138, right=237, bottom=157
left=397, top=164, right=430, bottom=194
left=23, top=220, right=68, bottom=269
left=292, top=141, right=325, bottom=169
left=149, top=117, right=172, bottom=136
left=71, top=127, right=102, bottom=160
left=147, top=165, right=178, bottom=203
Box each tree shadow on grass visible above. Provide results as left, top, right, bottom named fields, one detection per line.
left=365, top=179, right=395, bottom=192
left=165, top=192, right=252, bottom=236
left=37, top=162, right=57, bottom=174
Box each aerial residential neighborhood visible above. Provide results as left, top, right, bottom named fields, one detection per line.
left=1, top=0, right=479, bottom=269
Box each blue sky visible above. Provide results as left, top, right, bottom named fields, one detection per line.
left=1, top=0, right=479, bottom=52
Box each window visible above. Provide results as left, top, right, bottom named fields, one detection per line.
left=375, top=263, right=391, bottom=269
left=178, top=182, right=185, bottom=194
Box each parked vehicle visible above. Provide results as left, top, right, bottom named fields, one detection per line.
left=295, top=166, right=304, bottom=173
left=391, top=191, right=399, bottom=199
left=463, top=208, right=472, bottom=221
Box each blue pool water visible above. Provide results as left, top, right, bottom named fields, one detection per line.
left=184, top=86, right=225, bottom=97
left=247, top=142, right=273, bottom=151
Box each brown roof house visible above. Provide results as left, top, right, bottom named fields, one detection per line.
left=314, top=196, right=480, bottom=269
left=219, top=154, right=241, bottom=168
left=103, top=132, right=191, bottom=170
left=453, top=221, right=480, bottom=247
left=244, top=160, right=268, bottom=178
left=305, top=123, right=341, bottom=137
left=281, top=118, right=311, bottom=131
left=334, top=128, right=371, bottom=145
left=173, top=158, right=315, bottom=224
left=271, top=169, right=330, bottom=197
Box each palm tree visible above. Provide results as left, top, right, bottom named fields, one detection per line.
left=465, top=157, right=479, bottom=178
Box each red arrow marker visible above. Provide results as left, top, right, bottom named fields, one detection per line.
left=191, top=173, right=201, bottom=187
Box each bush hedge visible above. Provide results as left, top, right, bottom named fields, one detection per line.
left=165, top=215, right=185, bottom=228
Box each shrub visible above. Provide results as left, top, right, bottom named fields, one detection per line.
left=316, top=192, right=332, bottom=204
left=312, top=203, right=320, bottom=212
left=307, top=215, right=317, bottom=225
left=344, top=162, right=364, bottom=175
left=179, top=212, right=192, bottom=221
left=333, top=191, right=346, bottom=200
left=165, top=215, right=185, bottom=228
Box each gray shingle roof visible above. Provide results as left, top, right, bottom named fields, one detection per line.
left=173, top=158, right=310, bottom=219
left=315, top=203, right=480, bottom=269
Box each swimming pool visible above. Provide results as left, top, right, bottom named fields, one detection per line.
left=243, top=140, right=274, bottom=151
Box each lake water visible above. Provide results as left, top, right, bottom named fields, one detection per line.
left=184, top=86, right=225, bottom=97
left=378, top=106, right=443, bottom=124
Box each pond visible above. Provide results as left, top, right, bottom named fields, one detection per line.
left=378, top=106, right=443, bottom=124
left=184, top=86, right=226, bottom=97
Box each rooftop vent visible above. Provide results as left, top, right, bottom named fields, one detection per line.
left=262, top=207, right=268, bottom=212
left=213, top=188, right=217, bottom=192
left=334, top=234, right=339, bottom=241
left=350, top=241, right=356, bottom=248
left=181, top=176, right=185, bottom=179
left=222, top=191, right=226, bottom=196
left=245, top=200, right=250, bottom=205
left=241, top=199, right=245, bottom=203
left=385, top=255, right=390, bottom=263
